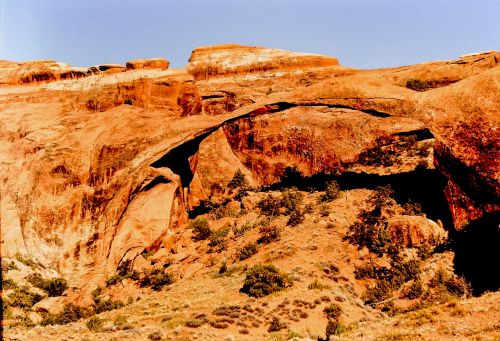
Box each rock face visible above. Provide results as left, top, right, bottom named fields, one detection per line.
left=126, top=58, right=169, bottom=70
left=0, top=45, right=498, bottom=291
left=187, top=44, right=340, bottom=80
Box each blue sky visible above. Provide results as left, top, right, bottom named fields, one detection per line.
left=1, top=0, right=499, bottom=68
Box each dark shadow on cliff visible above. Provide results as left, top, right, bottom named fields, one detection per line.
left=275, top=167, right=454, bottom=229
left=450, top=212, right=500, bottom=296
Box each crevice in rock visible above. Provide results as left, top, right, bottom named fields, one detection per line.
left=450, top=212, right=500, bottom=295
left=269, top=168, right=454, bottom=229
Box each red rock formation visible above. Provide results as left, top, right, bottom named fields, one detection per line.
left=0, top=44, right=498, bottom=292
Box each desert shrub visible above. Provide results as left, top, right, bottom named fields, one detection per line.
left=208, top=226, right=230, bottom=249
left=280, top=187, right=303, bottom=214
left=45, top=278, right=68, bottom=297
left=303, top=203, right=314, bottom=214
left=257, top=194, right=282, bottom=216
left=325, top=319, right=346, bottom=339
left=323, top=303, right=342, bottom=320
left=268, top=316, right=287, bottom=332
left=405, top=280, right=423, bottom=299
left=287, top=208, right=304, bottom=226
left=186, top=318, right=204, bottom=328
left=10, top=315, right=35, bottom=328
left=428, top=267, right=470, bottom=297
left=308, top=279, right=328, bottom=290
left=319, top=203, right=330, bottom=217
left=7, top=286, right=43, bottom=308
left=139, top=268, right=174, bottom=291
left=190, top=218, right=212, bottom=241
left=148, top=331, right=164, bottom=340
left=228, top=169, right=247, bottom=189
left=405, top=78, right=430, bottom=91
left=362, top=279, right=393, bottom=305
left=233, top=221, right=257, bottom=237
left=258, top=224, right=281, bottom=244
left=321, top=180, right=341, bottom=202
left=93, top=298, right=124, bottom=313
left=417, top=243, right=434, bottom=260
left=106, top=260, right=139, bottom=287
left=86, top=316, right=104, bottom=332
left=2, top=260, right=19, bottom=272
left=114, top=315, right=127, bottom=326
left=402, top=201, right=423, bottom=216
left=15, top=253, right=37, bottom=268
left=3, top=278, right=18, bottom=290
left=240, top=264, right=293, bottom=297
left=41, top=303, right=93, bottom=326
left=237, top=242, right=258, bottom=260
left=359, top=259, right=421, bottom=305
left=346, top=212, right=393, bottom=256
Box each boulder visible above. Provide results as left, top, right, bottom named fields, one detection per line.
left=33, top=297, right=66, bottom=314
left=387, top=215, right=447, bottom=247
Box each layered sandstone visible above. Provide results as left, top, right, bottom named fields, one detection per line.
left=0, top=44, right=498, bottom=295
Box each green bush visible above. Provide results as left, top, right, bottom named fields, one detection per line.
left=106, top=260, right=140, bottom=287
left=258, top=224, right=281, bottom=244
left=287, top=208, right=304, bottom=226
left=208, top=227, right=230, bottom=248
left=45, top=278, right=68, bottom=297
left=405, top=280, right=423, bottom=299
left=237, top=242, right=258, bottom=260
left=280, top=187, right=303, bottom=214
left=233, top=221, right=257, bottom=237
left=7, top=286, right=43, bottom=308
left=15, top=253, right=37, bottom=268
left=227, top=169, right=247, bottom=189
left=405, top=78, right=430, bottom=91
left=190, top=218, right=212, bottom=241
left=3, top=278, right=18, bottom=290
left=257, top=194, right=282, bottom=216
left=93, top=298, right=124, bottom=314
left=41, top=303, right=93, bottom=326
left=86, top=316, right=104, bottom=332
left=323, top=303, right=342, bottom=320
left=240, top=264, right=293, bottom=298
left=268, top=316, right=287, bottom=332
left=321, top=180, right=341, bottom=202
left=139, top=268, right=174, bottom=291
left=325, top=319, right=346, bottom=339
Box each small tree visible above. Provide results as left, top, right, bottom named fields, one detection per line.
left=190, top=218, right=212, bottom=241
left=227, top=169, right=247, bottom=189
left=321, top=180, right=340, bottom=202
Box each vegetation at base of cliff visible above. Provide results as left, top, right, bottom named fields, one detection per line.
left=227, top=169, right=247, bottom=190
left=190, top=217, right=212, bottom=241
left=26, top=273, right=68, bottom=297
left=106, top=260, right=140, bottom=287
left=5, top=285, right=44, bottom=309
left=320, top=180, right=341, bottom=202
left=240, top=264, right=293, bottom=298
left=139, top=268, right=175, bottom=291
left=41, top=303, right=93, bottom=326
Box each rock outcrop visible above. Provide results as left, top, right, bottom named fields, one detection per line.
left=0, top=45, right=498, bottom=293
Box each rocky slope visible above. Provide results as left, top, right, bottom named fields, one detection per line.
left=1, top=45, right=499, bottom=340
